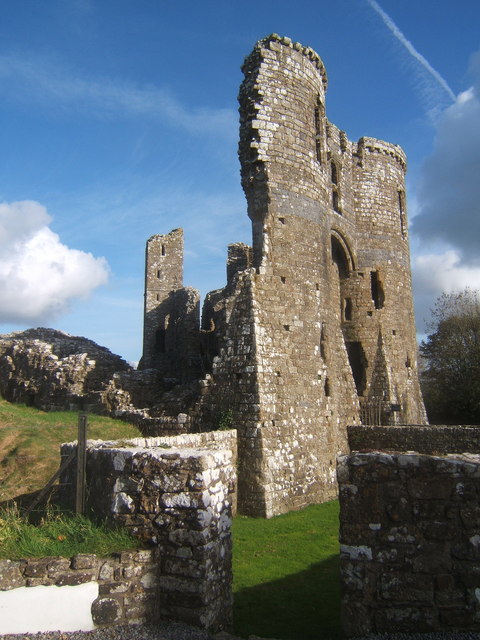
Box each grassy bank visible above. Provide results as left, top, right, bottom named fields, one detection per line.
left=233, top=501, right=341, bottom=640
left=0, top=397, right=140, bottom=502
left=0, top=505, right=140, bottom=559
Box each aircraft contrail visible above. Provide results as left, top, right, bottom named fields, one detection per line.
left=366, top=0, right=456, bottom=103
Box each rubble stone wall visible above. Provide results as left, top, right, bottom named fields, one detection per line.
left=338, top=448, right=480, bottom=636
left=348, top=424, right=480, bottom=454
left=59, top=431, right=236, bottom=631
left=0, top=550, right=160, bottom=628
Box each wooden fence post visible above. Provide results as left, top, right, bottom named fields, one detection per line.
left=75, top=406, right=88, bottom=515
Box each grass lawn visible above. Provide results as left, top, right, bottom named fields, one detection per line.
left=0, top=397, right=140, bottom=502
left=233, top=501, right=341, bottom=640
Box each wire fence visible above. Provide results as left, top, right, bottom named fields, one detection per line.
left=1, top=409, right=88, bottom=517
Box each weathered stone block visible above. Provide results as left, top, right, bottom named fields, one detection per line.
left=91, top=597, right=123, bottom=625
left=71, top=554, right=98, bottom=570
left=0, top=560, right=25, bottom=590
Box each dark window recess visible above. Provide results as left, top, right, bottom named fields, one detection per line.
left=320, top=323, right=327, bottom=360
left=280, top=276, right=286, bottom=284
left=331, top=237, right=349, bottom=279
left=398, top=191, right=407, bottom=237
left=332, top=189, right=341, bottom=213
left=344, top=298, right=352, bottom=321
left=370, top=271, right=385, bottom=309
left=324, top=377, right=331, bottom=397
left=314, top=99, right=324, bottom=163
left=157, top=269, right=161, bottom=279
left=161, top=244, right=166, bottom=256
left=331, top=161, right=338, bottom=184
left=155, top=329, right=166, bottom=354
left=346, top=341, right=368, bottom=396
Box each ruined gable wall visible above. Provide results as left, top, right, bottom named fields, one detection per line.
left=140, top=229, right=201, bottom=382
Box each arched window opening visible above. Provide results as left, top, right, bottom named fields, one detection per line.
left=331, top=236, right=350, bottom=280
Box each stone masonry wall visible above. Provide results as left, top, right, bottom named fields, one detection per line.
left=0, top=550, right=160, bottom=627
left=348, top=424, right=480, bottom=455
left=59, top=431, right=236, bottom=631
left=338, top=449, right=480, bottom=636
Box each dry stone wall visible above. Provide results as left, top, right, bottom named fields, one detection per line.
left=59, top=430, right=236, bottom=630
left=348, top=424, right=480, bottom=454
left=0, top=550, right=160, bottom=627
left=339, top=448, right=480, bottom=636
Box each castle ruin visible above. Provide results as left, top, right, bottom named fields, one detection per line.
left=139, top=34, right=427, bottom=518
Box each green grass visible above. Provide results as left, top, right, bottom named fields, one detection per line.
left=0, top=397, right=141, bottom=502
left=0, top=505, right=141, bottom=559
left=233, top=501, right=341, bottom=640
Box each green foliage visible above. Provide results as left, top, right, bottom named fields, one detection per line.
left=0, top=397, right=141, bottom=502
left=233, top=501, right=341, bottom=639
left=217, top=409, right=234, bottom=431
left=0, top=505, right=139, bottom=559
left=420, top=288, right=480, bottom=424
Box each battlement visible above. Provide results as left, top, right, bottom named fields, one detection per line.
left=356, top=136, right=407, bottom=171
left=241, top=33, right=328, bottom=90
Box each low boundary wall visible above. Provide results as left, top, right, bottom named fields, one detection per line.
left=347, top=424, right=480, bottom=455
left=0, top=550, right=159, bottom=633
left=1, top=429, right=236, bottom=634
left=340, top=424, right=480, bottom=636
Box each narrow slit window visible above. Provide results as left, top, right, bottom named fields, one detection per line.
left=398, top=190, right=407, bottom=237
left=324, top=378, right=330, bottom=397
left=370, top=271, right=385, bottom=309
left=331, top=161, right=338, bottom=184
left=344, top=298, right=352, bottom=321
left=314, top=98, right=325, bottom=163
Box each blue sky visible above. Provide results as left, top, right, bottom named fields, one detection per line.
left=0, top=0, right=479, bottom=363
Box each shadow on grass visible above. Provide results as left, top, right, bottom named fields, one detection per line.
left=233, top=554, right=341, bottom=640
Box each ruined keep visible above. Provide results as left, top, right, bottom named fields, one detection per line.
left=140, top=34, right=427, bottom=518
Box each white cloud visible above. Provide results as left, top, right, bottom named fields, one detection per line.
left=412, top=58, right=480, bottom=259
left=413, top=249, right=480, bottom=332
left=414, top=250, right=480, bottom=295
left=0, top=201, right=109, bottom=323
left=410, top=49, right=480, bottom=331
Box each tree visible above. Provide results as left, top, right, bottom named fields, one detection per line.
left=420, top=288, right=480, bottom=424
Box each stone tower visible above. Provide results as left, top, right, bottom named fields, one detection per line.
left=141, top=35, right=427, bottom=518
left=200, top=35, right=426, bottom=516
left=139, top=229, right=200, bottom=381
